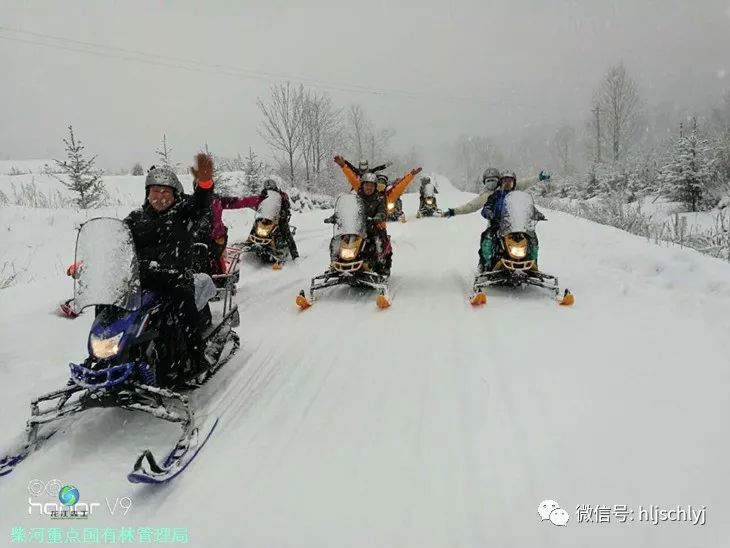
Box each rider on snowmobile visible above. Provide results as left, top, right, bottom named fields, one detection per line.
left=418, top=176, right=438, bottom=210
left=259, top=178, right=299, bottom=260
left=442, top=167, right=501, bottom=218
left=478, top=170, right=546, bottom=270
left=358, top=172, right=391, bottom=275
left=123, top=153, right=214, bottom=373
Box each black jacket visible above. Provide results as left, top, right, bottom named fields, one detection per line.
left=358, top=190, right=386, bottom=232
left=124, top=184, right=212, bottom=289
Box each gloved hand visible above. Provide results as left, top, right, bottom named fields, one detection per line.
left=443, top=208, right=455, bottom=218
left=334, top=155, right=346, bottom=167
left=410, top=167, right=423, bottom=177
left=191, top=153, right=214, bottom=187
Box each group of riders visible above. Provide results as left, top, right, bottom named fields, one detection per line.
left=102, top=153, right=538, bottom=376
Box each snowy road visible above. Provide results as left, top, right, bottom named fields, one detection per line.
left=1, top=177, right=729, bottom=547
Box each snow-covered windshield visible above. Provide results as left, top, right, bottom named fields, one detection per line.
left=73, top=217, right=141, bottom=311
left=499, top=191, right=537, bottom=235
left=333, top=193, right=365, bottom=236
left=256, top=192, right=282, bottom=221
left=423, top=182, right=436, bottom=197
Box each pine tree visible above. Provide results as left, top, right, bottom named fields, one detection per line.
left=131, top=163, right=144, bottom=176
left=243, top=147, right=265, bottom=192
left=660, top=121, right=715, bottom=212
left=155, top=134, right=178, bottom=171
left=54, top=125, right=106, bottom=209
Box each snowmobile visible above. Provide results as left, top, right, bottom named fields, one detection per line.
left=386, top=196, right=405, bottom=223
left=237, top=192, right=294, bottom=269
left=416, top=181, right=441, bottom=218
left=1, top=217, right=240, bottom=484
left=469, top=191, right=574, bottom=306
left=296, top=193, right=391, bottom=310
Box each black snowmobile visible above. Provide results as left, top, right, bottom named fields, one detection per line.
left=0, top=218, right=240, bottom=484
left=296, top=193, right=391, bottom=310
left=416, top=181, right=441, bottom=218
left=470, top=191, right=574, bottom=306
left=237, top=192, right=295, bottom=269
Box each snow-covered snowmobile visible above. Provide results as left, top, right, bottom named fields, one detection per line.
left=237, top=192, right=294, bottom=269
left=296, top=193, right=391, bottom=310
left=386, top=196, right=405, bottom=222
left=469, top=191, right=574, bottom=306
left=416, top=181, right=441, bottom=218
left=0, top=218, right=240, bottom=484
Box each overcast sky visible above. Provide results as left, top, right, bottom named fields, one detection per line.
left=1, top=0, right=729, bottom=169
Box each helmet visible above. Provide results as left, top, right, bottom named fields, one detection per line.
left=376, top=173, right=388, bottom=192
left=262, top=178, right=278, bottom=191
left=420, top=176, right=431, bottom=185
left=145, top=168, right=183, bottom=196
left=482, top=167, right=500, bottom=185
left=499, top=170, right=517, bottom=190
left=358, top=159, right=370, bottom=172
left=361, top=172, right=378, bottom=184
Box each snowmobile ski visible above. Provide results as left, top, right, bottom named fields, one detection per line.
left=127, top=415, right=218, bottom=484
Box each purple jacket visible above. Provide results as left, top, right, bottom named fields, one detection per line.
left=211, top=195, right=262, bottom=240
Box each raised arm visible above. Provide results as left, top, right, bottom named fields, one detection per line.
left=386, top=167, right=422, bottom=202
left=334, top=155, right=361, bottom=191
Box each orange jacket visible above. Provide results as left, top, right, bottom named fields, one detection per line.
left=334, top=155, right=422, bottom=198
left=386, top=168, right=422, bottom=204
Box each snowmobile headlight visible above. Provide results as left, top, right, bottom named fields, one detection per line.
left=90, top=332, right=123, bottom=359
left=508, top=240, right=528, bottom=259
left=256, top=221, right=273, bottom=237
left=425, top=198, right=434, bottom=205
left=387, top=202, right=395, bottom=211
left=340, top=247, right=358, bottom=260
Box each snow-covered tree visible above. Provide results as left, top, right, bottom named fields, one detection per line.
left=155, top=134, right=178, bottom=171
left=590, top=63, right=641, bottom=162
left=243, top=147, right=266, bottom=192
left=54, top=125, right=106, bottom=209
left=660, top=121, right=716, bottom=212
left=257, top=82, right=305, bottom=184
left=131, top=163, right=144, bottom=176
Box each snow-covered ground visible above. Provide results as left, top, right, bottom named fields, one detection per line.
left=1, top=175, right=729, bottom=547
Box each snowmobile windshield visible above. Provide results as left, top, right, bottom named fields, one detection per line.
left=498, top=190, right=537, bottom=236
left=422, top=182, right=436, bottom=197
left=332, top=193, right=366, bottom=237
left=256, top=192, right=282, bottom=222
left=73, top=217, right=142, bottom=312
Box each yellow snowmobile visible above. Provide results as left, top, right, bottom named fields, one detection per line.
left=296, top=193, right=391, bottom=310
left=470, top=191, right=574, bottom=306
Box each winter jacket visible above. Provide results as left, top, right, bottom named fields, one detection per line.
left=452, top=189, right=492, bottom=216
left=211, top=195, right=262, bottom=240
left=481, top=189, right=546, bottom=225
left=124, top=182, right=212, bottom=289
left=385, top=171, right=419, bottom=203
left=358, top=190, right=386, bottom=233
left=481, top=189, right=510, bottom=221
